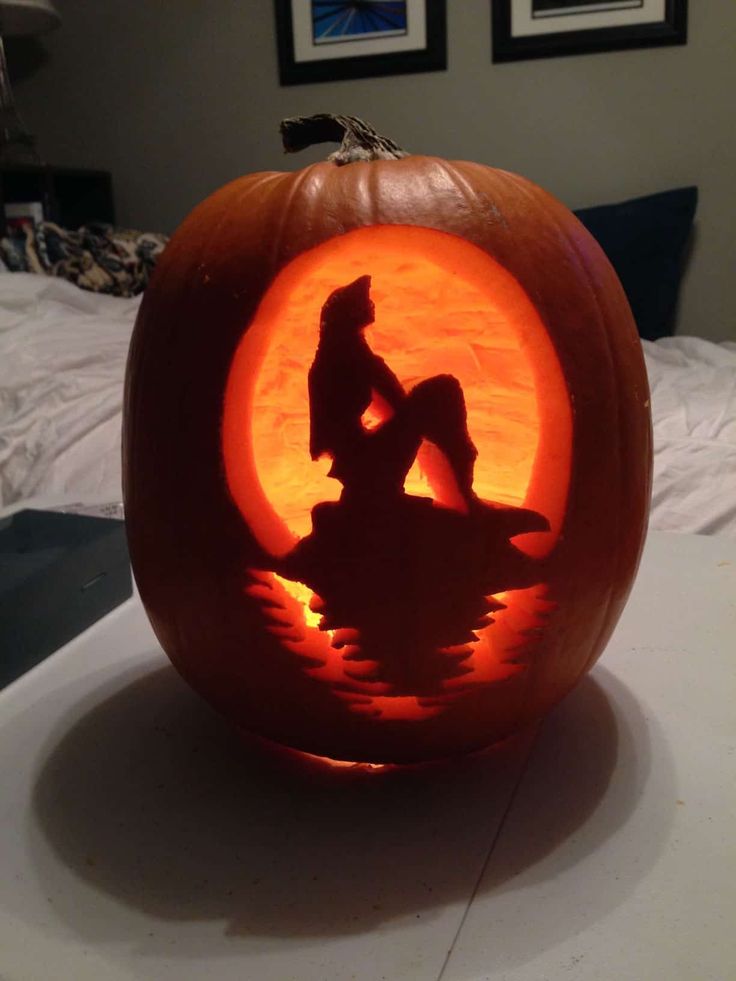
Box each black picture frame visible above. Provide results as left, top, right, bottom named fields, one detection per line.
left=274, top=1, right=446, bottom=86
left=492, top=1, right=687, bottom=62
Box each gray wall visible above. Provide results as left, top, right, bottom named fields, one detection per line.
left=12, top=1, right=736, bottom=340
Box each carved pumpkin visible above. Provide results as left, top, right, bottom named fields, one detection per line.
left=123, top=115, right=652, bottom=764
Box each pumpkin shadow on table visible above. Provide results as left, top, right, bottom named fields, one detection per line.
left=31, top=660, right=664, bottom=954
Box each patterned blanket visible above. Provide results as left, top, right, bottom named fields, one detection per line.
left=0, top=221, right=168, bottom=297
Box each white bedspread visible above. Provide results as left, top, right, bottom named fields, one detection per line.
left=643, top=336, right=736, bottom=536
left=0, top=273, right=138, bottom=507
left=1, top=272, right=735, bottom=537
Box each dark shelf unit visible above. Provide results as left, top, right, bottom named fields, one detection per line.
left=0, top=165, right=114, bottom=233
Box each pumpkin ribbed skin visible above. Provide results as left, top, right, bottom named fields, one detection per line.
left=123, top=156, right=652, bottom=763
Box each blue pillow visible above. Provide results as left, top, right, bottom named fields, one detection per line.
left=574, top=186, right=697, bottom=341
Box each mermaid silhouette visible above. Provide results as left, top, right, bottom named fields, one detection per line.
left=274, top=275, right=550, bottom=695
left=307, top=275, right=477, bottom=509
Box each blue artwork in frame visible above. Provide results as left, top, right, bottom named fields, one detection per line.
left=492, top=0, right=687, bottom=62
left=274, top=0, right=446, bottom=85
left=312, top=2, right=408, bottom=45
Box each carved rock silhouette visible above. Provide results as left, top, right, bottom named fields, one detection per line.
left=278, top=494, right=548, bottom=695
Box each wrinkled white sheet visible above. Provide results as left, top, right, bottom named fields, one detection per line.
left=0, top=273, right=138, bottom=507
left=1, top=272, right=735, bottom=537
left=643, top=336, right=736, bottom=536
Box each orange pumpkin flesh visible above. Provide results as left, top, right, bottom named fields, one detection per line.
left=123, top=118, right=651, bottom=763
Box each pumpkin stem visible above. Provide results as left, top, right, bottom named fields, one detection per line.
left=280, top=114, right=408, bottom=166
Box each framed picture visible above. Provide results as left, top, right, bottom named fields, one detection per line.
left=492, top=1, right=688, bottom=62
left=274, top=0, right=446, bottom=85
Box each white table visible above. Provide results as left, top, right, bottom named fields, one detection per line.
left=0, top=530, right=734, bottom=981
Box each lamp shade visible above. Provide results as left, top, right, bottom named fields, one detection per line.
left=0, top=0, right=60, bottom=36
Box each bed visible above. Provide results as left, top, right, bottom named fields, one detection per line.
left=1, top=185, right=735, bottom=538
